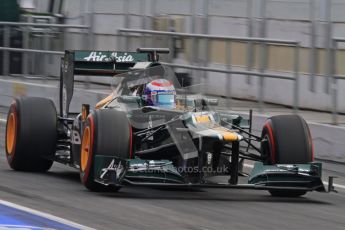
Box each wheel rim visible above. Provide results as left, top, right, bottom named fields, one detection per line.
left=6, top=113, right=16, bottom=155
left=81, top=126, right=91, bottom=172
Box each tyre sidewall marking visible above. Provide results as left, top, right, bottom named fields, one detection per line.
left=264, top=121, right=276, bottom=164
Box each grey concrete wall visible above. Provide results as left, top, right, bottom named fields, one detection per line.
left=58, top=0, right=345, bottom=47
left=187, top=63, right=345, bottom=113
left=0, top=78, right=107, bottom=113
left=18, top=0, right=345, bottom=114
left=29, top=0, right=345, bottom=49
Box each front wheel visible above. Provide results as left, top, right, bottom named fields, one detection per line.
left=261, top=115, right=313, bottom=197
left=79, top=110, right=132, bottom=192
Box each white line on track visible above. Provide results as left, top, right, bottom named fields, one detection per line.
left=244, top=163, right=345, bottom=190
left=323, top=181, right=345, bottom=190
left=0, top=118, right=6, bottom=123
left=0, top=199, right=95, bottom=230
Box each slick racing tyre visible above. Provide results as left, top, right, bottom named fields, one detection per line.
left=80, top=110, right=132, bottom=192
left=261, top=115, right=314, bottom=197
left=261, top=115, right=313, bottom=164
left=5, top=97, right=57, bottom=172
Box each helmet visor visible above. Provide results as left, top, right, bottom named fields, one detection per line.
left=157, top=94, right=175, bottom=104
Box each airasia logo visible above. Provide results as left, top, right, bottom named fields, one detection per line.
left=83, top=52, right=135, bottom=62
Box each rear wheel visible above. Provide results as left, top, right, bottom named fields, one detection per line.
left=80, top=110, right=132, bottom=192
left=261, top=115, right=314, bottom=197
left=5, top=97, right=57, bottom=172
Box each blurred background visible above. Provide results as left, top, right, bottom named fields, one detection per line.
left=1, top=0, right=345, bottom=124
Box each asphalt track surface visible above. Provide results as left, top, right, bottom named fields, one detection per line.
left=0, top=111, right=345, bottom=230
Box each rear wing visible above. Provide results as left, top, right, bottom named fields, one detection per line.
left=71, top=51, right=150, bottom=75
left=59, top=48, right=169, bottom=117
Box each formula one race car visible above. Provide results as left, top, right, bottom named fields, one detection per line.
left=5, top=48, right=329, bottom=197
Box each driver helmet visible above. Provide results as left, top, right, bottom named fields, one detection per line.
left=142, top=79, right=176, bottom=108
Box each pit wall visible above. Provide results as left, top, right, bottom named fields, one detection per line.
left=21, top=0, right=345, bottom=113
left=169, top=60, right=345, bottom=113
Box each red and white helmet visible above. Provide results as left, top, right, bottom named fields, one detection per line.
left=142, top=79, right=176, bottom=108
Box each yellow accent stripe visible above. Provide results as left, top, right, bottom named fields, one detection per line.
left=222, top=132, right=238, bottom=141
left=212, top=126, right=238, bottom=141
left=195, top=115, right=210, bottom=123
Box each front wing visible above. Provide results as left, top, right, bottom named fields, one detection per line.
left=93, top=155, right=326, bottom=192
